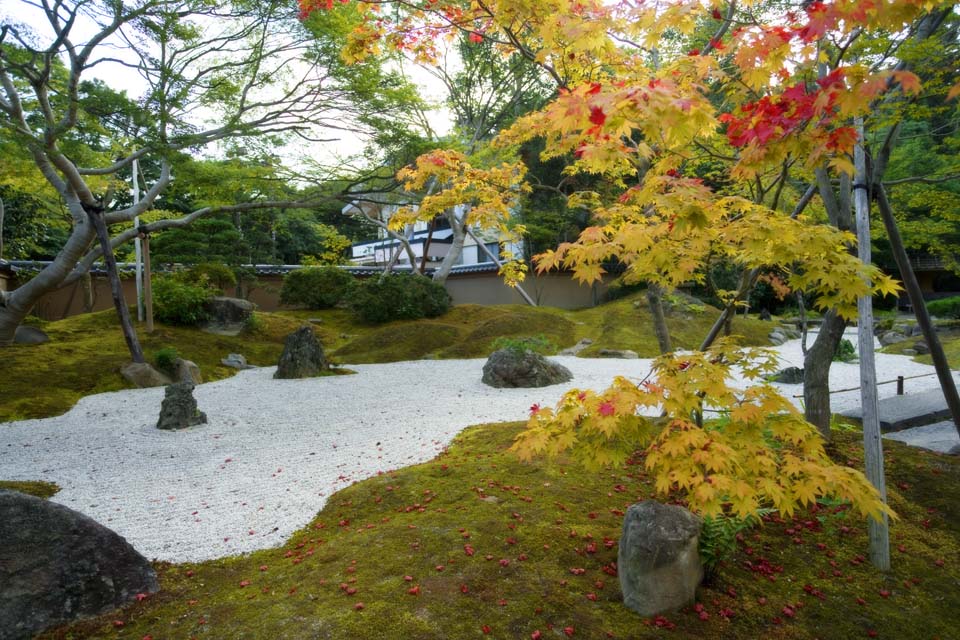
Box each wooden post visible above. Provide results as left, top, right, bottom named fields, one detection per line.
left=142, top=230, right=154, bottom=334
left=897, top=376, right=904, bottom=396
left=853, top=119, right=890, bottom=571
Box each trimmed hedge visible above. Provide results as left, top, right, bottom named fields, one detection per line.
left=280, top=267, right=356, bottom=310
left=152, top=277, right=213, bottom=326
left=926, top=296, right=960, bottom=319
left=347, top=273, right=451, bottom=324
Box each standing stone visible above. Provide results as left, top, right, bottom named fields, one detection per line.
left=481, top=349, right=573, bottom=388
left=156, top=382, right=207, bottom=430
left=618, top=501, right=703, bottom=616
left=274, top=326, right=328, bottom=379
left=0, top=490, right=159, bottom=640
left=759, top=308, right=772, bottom=321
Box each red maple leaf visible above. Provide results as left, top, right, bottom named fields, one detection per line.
left=588, top=106, right=606, bottom=126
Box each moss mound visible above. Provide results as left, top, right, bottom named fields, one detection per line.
left=332, top=323, right=463, bottom=363
left=37, top=425, right=959, bottom=640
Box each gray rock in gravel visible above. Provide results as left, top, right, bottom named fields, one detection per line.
left=768, top=366, right=804, bottom=384
left=156, top=382, right=207, bottom=430
left=174, top=357, right=202, bottom=385
left=274, top=325, right=328, bottom=379
left=13, top=326, right=49, bottom=345
left=619, top=501, right=703, bottom=617
left=596, top=348, right=639, bottom=359
left=0, top=490, right=159, bottom=640
left=481, top=349, right=572, bottom=388
left=221, top=353, right=254, bottom=370
left=768, top=330, right=786, bottom=346
left=120, top=362, right=172, bottom=388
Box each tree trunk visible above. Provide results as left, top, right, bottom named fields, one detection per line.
left=646, top=284, right=672, bottom=355
left=432, top=211, right=467, bottom=285
left=0, top=217, right=97, bottom=344
left=803, top=309, right=847, bottom=439
left=86, top=206, right=145, bottom=363
left=876, top=186, right=960, bottom=438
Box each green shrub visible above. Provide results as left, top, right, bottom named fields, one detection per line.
left=490, top=334, right=555, bottom=355
left=185, top=262, right=237, bottom=292
left=347, top=273, right=451, bottom=324
left=280, top=267, right=355, bottom=309
left=152, top=276, right=213, bottom=326
left=926, top=296, right=960, bottom=319
left=153, top=346, right=180, bottom=376
left=833, top=338, right=857, bottom=362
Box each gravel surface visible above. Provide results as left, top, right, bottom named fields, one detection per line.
left=1, top=331, right=954, bottom=563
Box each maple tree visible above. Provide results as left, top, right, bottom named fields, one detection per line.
left=298, top=0, right=957, bottom=521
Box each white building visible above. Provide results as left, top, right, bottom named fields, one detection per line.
left=342, top=201, right=520, bottom=269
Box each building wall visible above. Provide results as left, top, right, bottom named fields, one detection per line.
left=18, top=268, right=609, bottom=320
left=445, top=272, right=609, bottom=310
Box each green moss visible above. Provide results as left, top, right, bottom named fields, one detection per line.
left=37, top=424, right=959, bottom=640
left=332, top=323, right=463, bottom=363
left=0, top=480, right=60, bottom=498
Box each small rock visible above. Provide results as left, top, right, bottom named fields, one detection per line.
left=559, top=338, right=594, bottom=356
left=759, top=309, right=772, bottom=321
left=221, top=353, right=254, bottom=370
left=13, top=326, right=49, bottom=345
left=596, top=349, right=639, bottom=359
left=120, top=362, right=172, bottom=388
left=768, top=331, right=786, bottom=346
left=619, top=501, right=702, bottom=617
left=275, top=326, right=329, bottom=379
left=174, top=358, right=202, bottom=385
left=902, top=349, right=917, bottom=356
left=481, top=349, right=573, bottom=388
left=913, top=340, right=930, bottom=355
left=767, top=366, right=804, bottom=384
left=308, top=318, right=324, bottom=325
left=156, top=383, right=207, bottom=431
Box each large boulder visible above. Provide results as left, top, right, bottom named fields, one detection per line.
left=481, top=349, right=573, bottom=388
left=618, top=501, right=703, bottom=617
left=274, top=326, right=329, bottom=379
left=156, top=382, right=207, bottom=430
left=120, top=362, right=172, bottom=388
left=0, top=490, right=159, bottom=640
left=13, top=326, right=49, bottom=345
left=879, top=331, right=909, bottom=347
left=203, top=296, right=255, bottom=325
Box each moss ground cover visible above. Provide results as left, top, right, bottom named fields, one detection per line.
left=0, top=294, right=771, bottom=422
left=33, top=423, right=958, bottom=640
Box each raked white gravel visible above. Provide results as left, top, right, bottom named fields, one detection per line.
left=1, top=329, right=954, bottom=563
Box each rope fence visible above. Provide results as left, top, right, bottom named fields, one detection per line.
left=788, top=372, right=941, bottom=398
